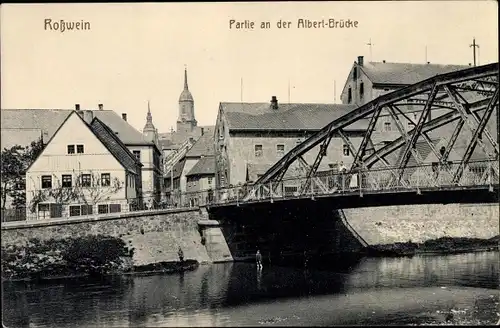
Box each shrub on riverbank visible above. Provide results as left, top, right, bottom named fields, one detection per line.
left=1, top=235, right=133, bottom=281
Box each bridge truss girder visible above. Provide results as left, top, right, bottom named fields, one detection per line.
left=243, top=63, right=499, bottom=201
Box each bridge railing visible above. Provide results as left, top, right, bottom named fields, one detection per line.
left=232, top=159, right=499, bottom=203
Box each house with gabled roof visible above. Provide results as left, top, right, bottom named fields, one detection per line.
left=1, top=103, right=163, bottom=209
left=214, top=96, right=369, bottom=189
left=25, top=110, right=143, bottom=220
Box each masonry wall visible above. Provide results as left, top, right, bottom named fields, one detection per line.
left=1, top=209, right=211, bottom=266
left=344, top=203, right=499, bottom=245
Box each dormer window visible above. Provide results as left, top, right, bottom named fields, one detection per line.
left=348, top=87, right=352, bottom=104
left=353, top=67, right=357, bottom=80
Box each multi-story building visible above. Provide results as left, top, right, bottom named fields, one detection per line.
left=25, top=110, right=142, bottom=220
left=339, top=56, right=497, bottom=158
left=1, top=104, right=163, bottom=210
left=214, top=97, right=367, bottom=189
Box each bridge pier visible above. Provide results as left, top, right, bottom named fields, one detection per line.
left=207, top=198, right=366, bottom=265
left=198, top=211, right=233, bottom=263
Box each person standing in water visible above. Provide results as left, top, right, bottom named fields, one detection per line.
left=256, top=250, right=263, bottom=269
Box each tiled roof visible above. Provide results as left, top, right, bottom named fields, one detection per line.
left=159, top=138, right=175, bottom=150
left=186, top=156, right=215, bottom=177
left=185, top=131, right=215, bottom=157
left=166, top=158, right=186, bottom=179
left=89, top=117, right=142, bottom=175
left=0, top=109, right=153, bottom=149
left=221, top=102, right=366, bottom=131
left=361, top=62, right=469, bottom=86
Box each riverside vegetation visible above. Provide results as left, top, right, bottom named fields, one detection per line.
left=1, top=235, right=198, bottom=282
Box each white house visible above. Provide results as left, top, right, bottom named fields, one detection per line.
left=25, top=110, right=143, bottom=220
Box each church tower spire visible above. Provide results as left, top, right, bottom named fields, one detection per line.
left=143, top=100, right=158, bottom=144
left=177, top=66, right=197, bottom=134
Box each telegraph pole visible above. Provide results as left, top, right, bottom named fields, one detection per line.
left=366, top=38, right=374, bottom=61
left=470, top=38, right=480, bottom=67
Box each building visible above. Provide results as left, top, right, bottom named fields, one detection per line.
left=185, top=156, right=216, bottom=206
left=214, top=97, right=367, bottom=190
left=1, top=104, right=163, bottom=208
left=25, top=110, right=142, bottom=220
left=339, top=56, right=497, bottom=155
left=164, top=130, right=215, bottom=206
left=134, top=103, right=163, bottom=206
left=158, top=68, right=214, bottom=147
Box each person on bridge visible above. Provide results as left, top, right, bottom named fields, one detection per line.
left=339, top=161, right=347, bottom=192
left=256, top=250, right=263, bottom=269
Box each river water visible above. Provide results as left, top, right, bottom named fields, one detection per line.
left=2, top=251, right=499, bottom=327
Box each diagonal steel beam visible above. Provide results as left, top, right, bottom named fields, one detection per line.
left=397, top=84, right=439, bottom=181
left=444, top=85, right=498, bottom=157
left=387, top=106, right=424, bottom=164
left=297, top=155, right=328, bottom=192
left=453, top=87, right=499, bottom=183
left=392, top=105, right=442, bottom=161
left=299, top=127, right=335, bottom=194
left=441, top=119, right=465, bottom=163
left=363, top=100, right=490, bottom=169
left=350, top=103, right=382, bottom=171
left=337, top=130, right=357, bottom=159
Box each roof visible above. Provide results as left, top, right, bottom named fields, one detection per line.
left=185, top=131, right=215, bottom=157
left=1, top=109, right=154, bottom=149
left=89, top=117, right=142, bottom=174
left=185, top=156, right=215, bottom=177
left=220, top=102, right=367, bottom=131
left=360, top=62, right=469, bottom=86
left=166, top=158, right=186, bottom=179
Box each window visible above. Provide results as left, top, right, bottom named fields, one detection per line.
left=133, top=150, right=141, bottom=161
left=62, top=175, right=72, bottom=188
left=353, top=67, right=357, bottom=80
left=343, top=144, right=350, bottom=156
left=360, top=82, right=364, bottom=98
left=277, top=144, right=285, bottom=157
left=254, top=145, right=263, bottom=157
left=98, top=204, right=109, bottom=214
left=348, top=87, right=352, bottom=104
left=41, top=175, right=52, bottom=189
left=101, top=173, right=111, bottom=186
left=38, top=203, right=62, bottom=219
left=69, top=206, right=81, bottom=217
left=77, top=145, right=84, bottom=154
left=109, top=204, right=121, bottom=213
left=208, top=177, right=213, bottom=185
left=81, top=174, right=91, bottom=187
left=67, top=145, right=75, bottom=154
left=384, top=122, right=392, bottom=132
left=81, top=205, right=93, bottom=215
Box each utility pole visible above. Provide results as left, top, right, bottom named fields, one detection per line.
left=470, top=38, right=480, bottom=67
left=334, top=80, right=336, bottom=104
left=366, top=38, right=374, bottom=62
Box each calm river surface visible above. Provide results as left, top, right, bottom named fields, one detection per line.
left=2, top=251, right=499, bottom=327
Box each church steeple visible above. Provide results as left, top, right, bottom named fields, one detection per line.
left=143, top=101, right=156, bottom=133
left=179, top=66, right=194, bottom=103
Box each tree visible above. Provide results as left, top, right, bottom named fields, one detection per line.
left=28, top=171, right=124, bottom=214
left=0, top=139, right=44, bottom=210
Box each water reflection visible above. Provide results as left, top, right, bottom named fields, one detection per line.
left=2, top=251, right=498, bottom=327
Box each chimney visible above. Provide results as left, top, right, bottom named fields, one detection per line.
left=122, top=113, right=127, bottom=121
left=75, top=104, right=81, bottom=111
left=270, top=96, right=278, bottom=109
left=427, top=62, right=430, bottom=64
left=201, top=127, right=205, bottom=136
left=98, top=104, right=103, bottom=110
left=83, top=110, right=93, bottom=124
left=357, top=56, right=364, bottom=66
left=382, top=60, right=386, bottom=63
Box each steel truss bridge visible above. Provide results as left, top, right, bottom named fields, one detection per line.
left=212, top=63, right=499, bottom=207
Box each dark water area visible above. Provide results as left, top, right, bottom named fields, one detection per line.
left=2, top=251, right=499, bottom=327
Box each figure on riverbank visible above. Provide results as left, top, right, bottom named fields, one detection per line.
left=178, top=246, right=184, bottom=263
left=256, top=250, right=262, bottom=269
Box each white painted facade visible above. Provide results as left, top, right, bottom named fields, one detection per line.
left=26, top=113, right=136, bottom=220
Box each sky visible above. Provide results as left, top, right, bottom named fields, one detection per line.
left=1, top=1, right=498, bottom=133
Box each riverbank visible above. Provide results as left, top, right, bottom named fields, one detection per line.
left=1, top=235, right=199, bottom=282
left=365, top=235, right=499, bottom=257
